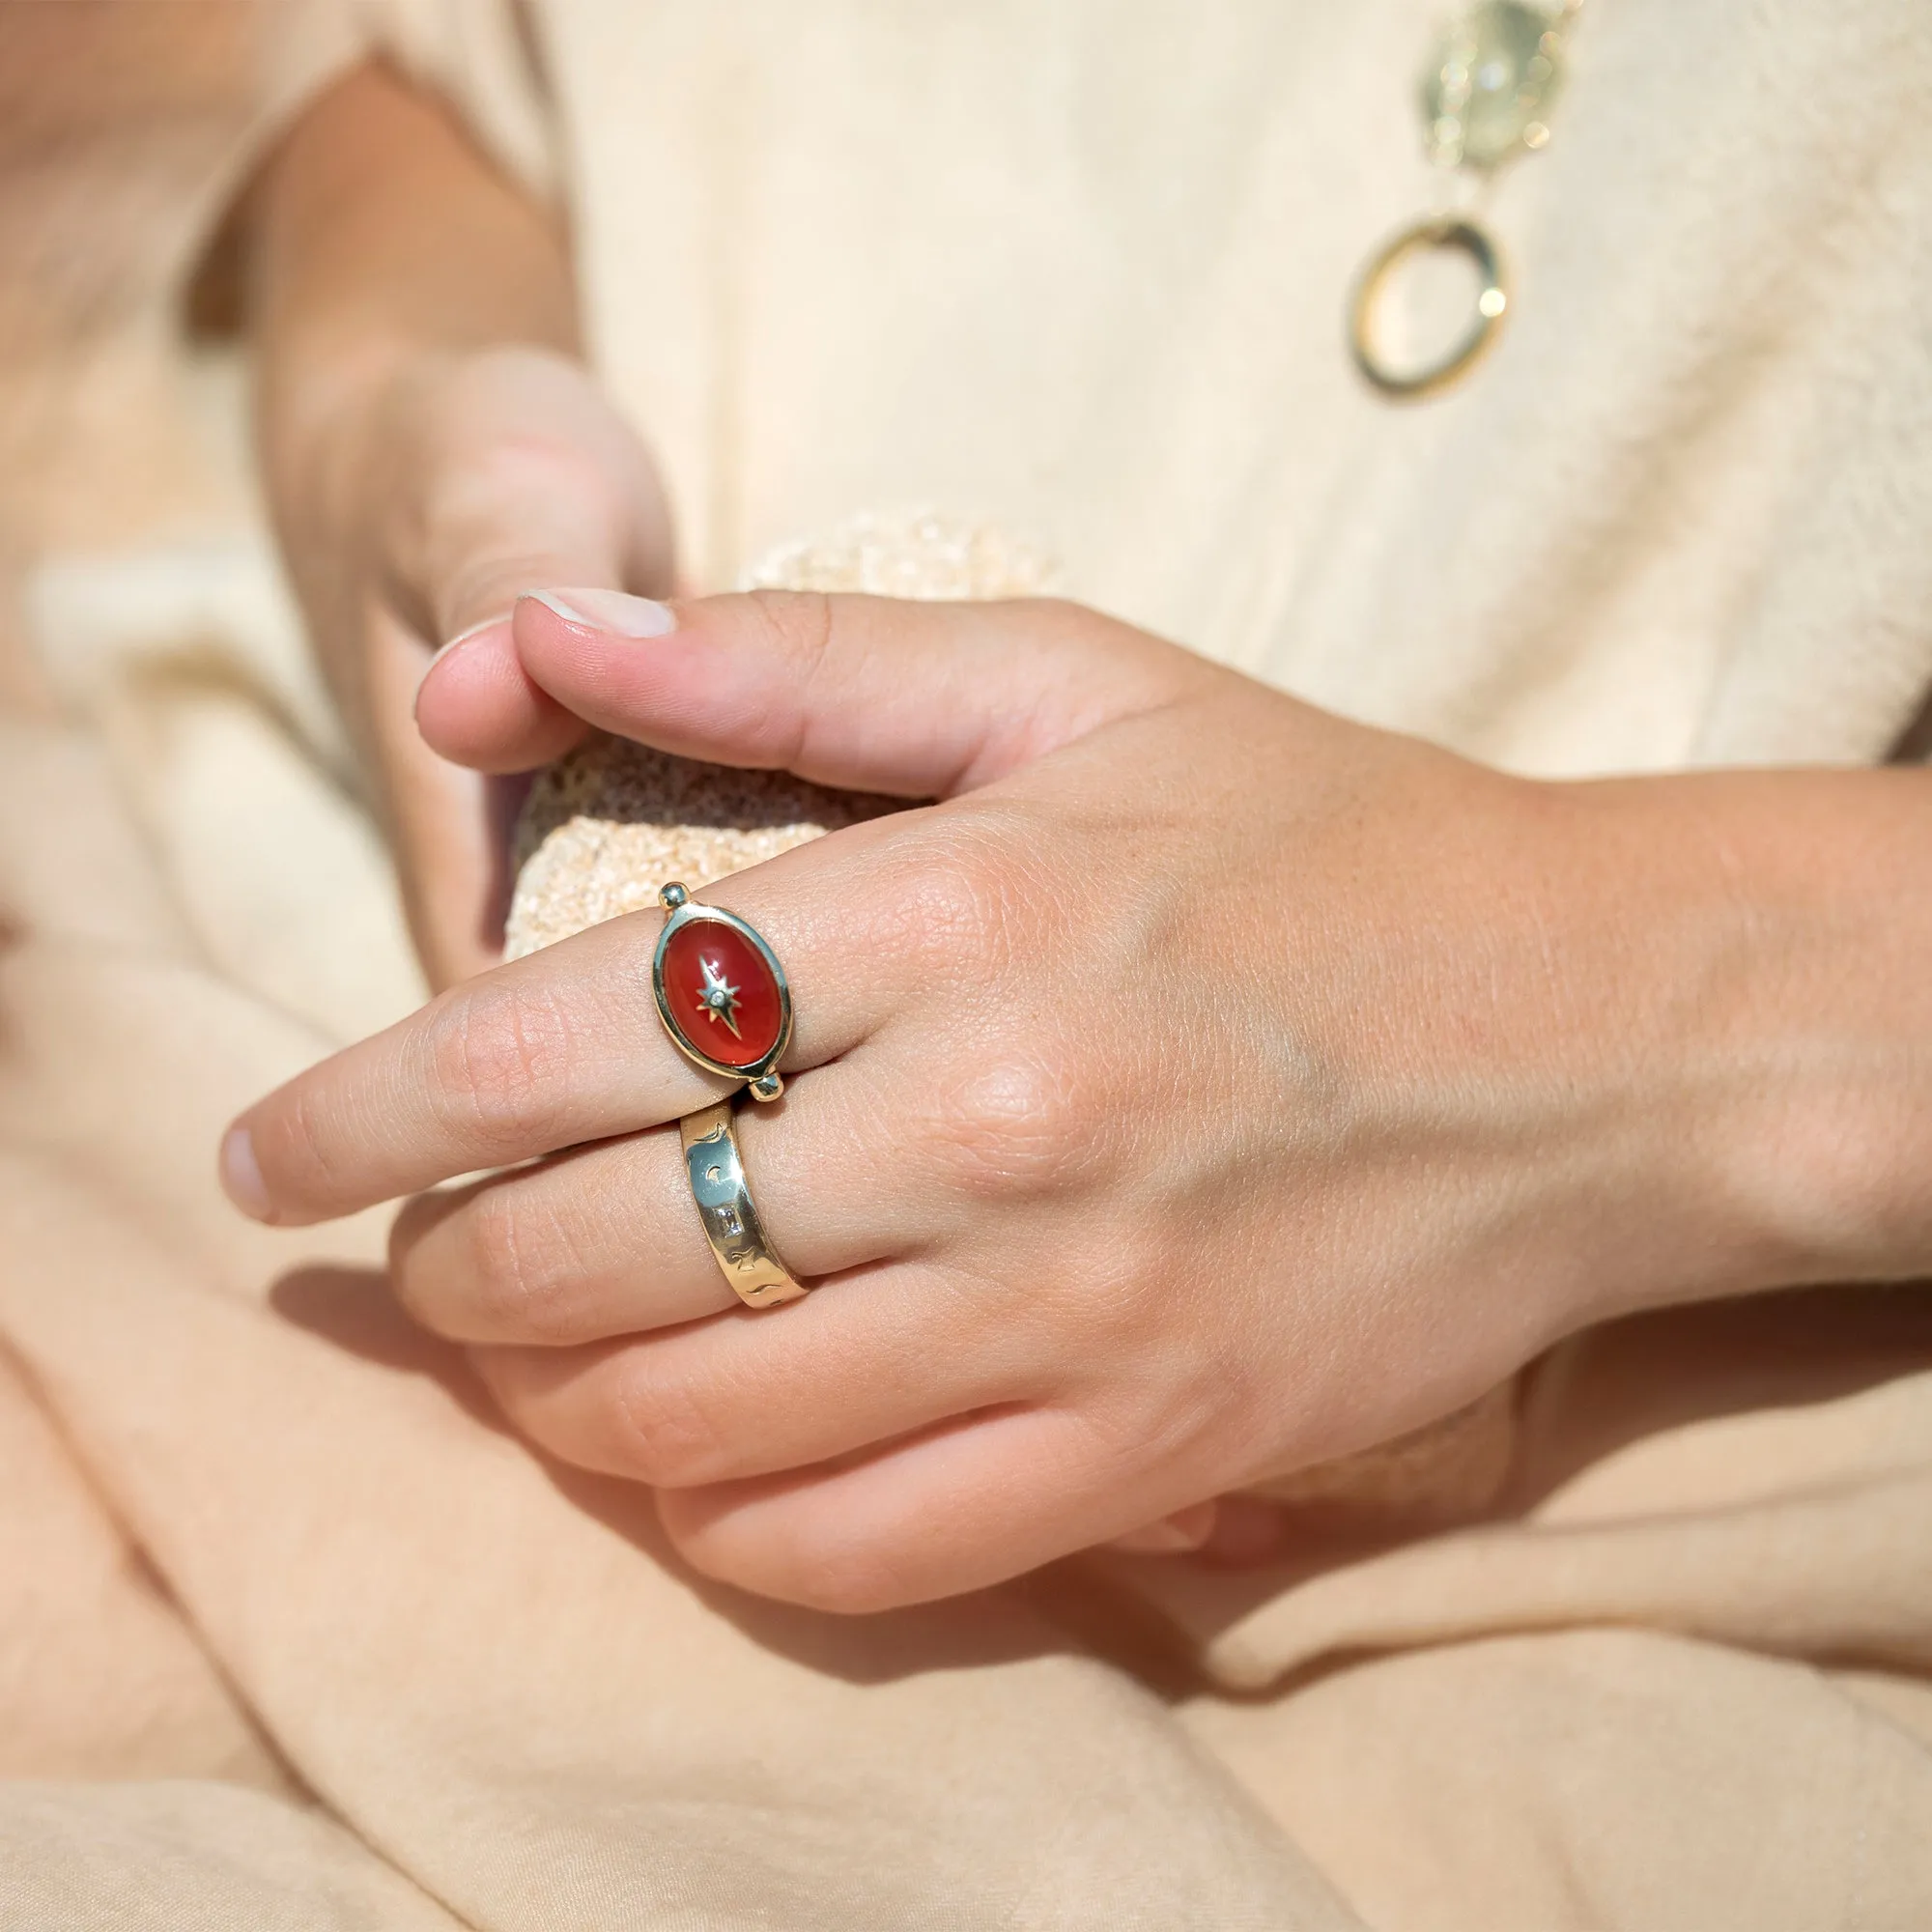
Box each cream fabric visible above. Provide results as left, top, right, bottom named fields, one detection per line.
left=4, top=0, right=1931, bottom=1924
left=5, top=723, right=1931, bottom=1929
left=507, top=0, right=1932, bottom=775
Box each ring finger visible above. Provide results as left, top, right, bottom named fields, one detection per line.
left=391, top=1055, right=922, bottom=1346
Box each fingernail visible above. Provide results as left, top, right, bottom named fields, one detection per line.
left=525, top=588, right=677, bottom=638
left=219, top=1123, right=274, bottom=1222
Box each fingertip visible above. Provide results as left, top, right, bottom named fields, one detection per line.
left=416, top=621, right=589, bottom=771
left=510, top=588, right=692, bottom=710
left=512, top=589, right=737, bottom=764
left=414, top=618, right=512, bottom=728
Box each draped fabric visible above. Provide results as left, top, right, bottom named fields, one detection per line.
left=4, top=2, right=1930, bottom=1922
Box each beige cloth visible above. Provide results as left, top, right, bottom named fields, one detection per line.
left=490, top=0, right=1932, bottom=774
left=3, top=1, right=1932, bottom=1925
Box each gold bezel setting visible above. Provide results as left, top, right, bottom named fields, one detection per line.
left=651, top=882, right=792, bottom=1099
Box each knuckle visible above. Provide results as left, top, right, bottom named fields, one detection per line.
left=416, top=439, right=630, bottom=634
left=428, top=421, right=603, bottom=525
left=741, top=587, right=835, bottom=677
left=884, top=822, right=1018, bottom=975
left=921, top=1049, right=1095, bottom=1200
left=456, top=1190, right=585, bottom=1343
left=609, top=1366, right=734, bottom=1489
left=727, top=1522, right=914, bottom=1617
left=737, top=589, right=836, bottom=764
left=423, top=981, right=579, bottom=1153
left=1086, top=1375, right=1219, bottom=1470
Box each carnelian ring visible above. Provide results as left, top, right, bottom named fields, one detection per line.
left=651, top=882, right=793, bottom=1101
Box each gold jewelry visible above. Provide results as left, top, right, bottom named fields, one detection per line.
left=679, top=1100, right=809, bottom=1309
left=652, top=882, right=790, bottom=1102
left=1350, top=1, right=1581, bottom=400
left=1350, top=218, right=1509, bottom=399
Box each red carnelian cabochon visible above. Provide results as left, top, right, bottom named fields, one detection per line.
left=660, top=920, right=784, bottom=1068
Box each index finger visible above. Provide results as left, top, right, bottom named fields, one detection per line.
left=218, top=823, right=908, bottom=1226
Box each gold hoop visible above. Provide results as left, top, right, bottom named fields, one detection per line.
left=1349, top=216, right=1511, bottom=401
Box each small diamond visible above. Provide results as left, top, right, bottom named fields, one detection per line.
left=696, top=955, right=743, bottom=1038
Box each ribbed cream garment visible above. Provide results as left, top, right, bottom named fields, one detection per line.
left=1, top=3, right=1929, bottom=1927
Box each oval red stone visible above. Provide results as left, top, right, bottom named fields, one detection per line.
left=660, top=919, right=784, bottom=1068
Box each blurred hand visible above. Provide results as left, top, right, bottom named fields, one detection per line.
left=253, top=59, right=674, bottom=987
left=285, top=344, right=673, bottom=986
left=221, top=589, right=1864, bottom=1610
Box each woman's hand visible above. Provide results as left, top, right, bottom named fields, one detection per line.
left=220, top=590, right=1932, bottom=1610
left=277, top=344, right=673, bottom=986
left=254, top=63, right=673, bottom=986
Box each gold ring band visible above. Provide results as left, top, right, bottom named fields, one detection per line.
left=679, top=1100, right=809, bottom=1310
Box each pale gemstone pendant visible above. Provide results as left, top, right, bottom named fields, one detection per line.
left=1350, top=0, right=1576, bottom=398
left=1420, top=0, right=1567, bottom=172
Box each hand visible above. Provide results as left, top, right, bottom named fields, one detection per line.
left=220, top=590, right=1891, bottom=1610
left=275, top=344, right=673, bottom=987
left=253, top=60, right=674, bottom=988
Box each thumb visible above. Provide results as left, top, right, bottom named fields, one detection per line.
left=408, top=355, right=673, bottom=774
left=506, top=588, right=1211, bottom=799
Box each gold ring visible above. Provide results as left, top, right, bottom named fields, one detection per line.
left=1349, top=215, right=1510, bottom=401
left=679, top=1100, right=809, bottom=1310
left=652, top=882, right=791, bottom=1102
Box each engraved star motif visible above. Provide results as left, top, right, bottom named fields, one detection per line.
left=695, top=954, right=742, bottom=1038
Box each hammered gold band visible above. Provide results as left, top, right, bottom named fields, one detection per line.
left=679, top=1101, right=809, bottom=1310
